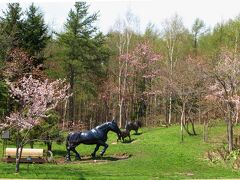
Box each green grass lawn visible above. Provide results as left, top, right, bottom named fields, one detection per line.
left=1, top=125, right=240, bottom=179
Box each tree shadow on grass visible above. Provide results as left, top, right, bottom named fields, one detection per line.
left=84, top=154, right=131, bottom=161
left=57, top=153, right=132, bottom=164
left=132, top=132, right=143, bottom=136
left=52, top=149, right=66, bottom=157
left=121, top=138, right=136, bottom=144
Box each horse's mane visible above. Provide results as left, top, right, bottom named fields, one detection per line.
left=95, top=122, right=110, bottom=130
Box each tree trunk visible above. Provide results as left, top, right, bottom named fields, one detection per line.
left=194, top=34, right=198, bottom=56
left=168, top=92, right=172, bottom=125
left=15, top=148, right=20, bottom=173
left=203, top=117, right=208, bottom=142
left=15, top=144, right=23, bottom=173
left=62, top=100, right=68, bottom=129
left=168, top=43, right=174, bottom=126
left=16, top=157, right=20, bottom=173
left=165, top=99, right=169, bottom=127
left=30, top=141, right=34, bottom=149
left=47, top=142, right=52, bottom=151
left=227, top=118, right=233, bottom=152
left=190, top=118, right=197, bottom=135
left=198, top=103, right=201, bottom=124
left=235, top=105, right=239, bottom=125
left=68, top=65, right=75, bottom=129
left=119, top=98, right=123, bottom=128
left=227, top=104, right=234, bottom=152
left=15, top=131, right=20, bottom=173
left=180, top=103, right=185, bottom=142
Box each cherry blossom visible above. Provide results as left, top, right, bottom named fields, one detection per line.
left=1, top=75, right=70, bottom=130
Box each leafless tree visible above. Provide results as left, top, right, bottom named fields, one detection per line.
left=161, top=14, right=186, bottom=125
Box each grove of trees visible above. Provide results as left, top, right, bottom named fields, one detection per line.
left=1, top=2, right=240, bottom=164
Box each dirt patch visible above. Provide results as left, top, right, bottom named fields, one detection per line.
left=55, top=153, right=131, bottom=164
left=175, top=172, right=194, bottom=176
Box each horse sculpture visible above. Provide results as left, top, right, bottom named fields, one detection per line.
left=125, top=120, right=142, bottom=134
left=118, top=129, right=131, bottom=142
left=66, top=120, right=121, bottom=161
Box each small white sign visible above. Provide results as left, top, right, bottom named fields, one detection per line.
left=1, top=130, right=10, bottom=139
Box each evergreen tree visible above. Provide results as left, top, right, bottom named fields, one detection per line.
left=57, top=2, right=109, bottom=126
left=0, top=3, right=23, bottom=49
left=0, top=80, right=8, bottom=119
left=0, top=21, right=9, bottom=61
left=0, top=3, right=23, bottom=117
left=22, top=3, right=50, bottom=66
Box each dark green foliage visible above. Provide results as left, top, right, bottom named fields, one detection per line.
left=1, top=126, right=240, bottom=179
left=57, top=2, right=110, bottom=123
left=0, top=80, right=8, bottom=119
left=199, top=16, right=240, bottom=59
left=0, top=23, right=9, bottom=62
left=0, top=3, right=24, bottom=60
left=0, top=3, right=49, bottom=65
left=59, top=2, right=98, bottom=61
left=5, top=111, right=64, bottom=151
left=22, top=3, right=50, bottom=66
left=28, top=111, right=64, bottom=150
left=58, top=2, right=108, bottom=82
left=0, top=3, right=23, bottom=48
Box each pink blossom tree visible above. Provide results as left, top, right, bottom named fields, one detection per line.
left=133, top=42, right=162, bottom=125
left=113, top=11, right=139, bottom=127
left=120, top=41, right=162, bottom=124
left=171, top=56, right=205, bottom=142
left=0, top=75, right=70, bottom=173
left=209, top=50, right=240, bottom=151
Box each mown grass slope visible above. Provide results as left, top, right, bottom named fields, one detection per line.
left=0, top=125, right=240, bottom=179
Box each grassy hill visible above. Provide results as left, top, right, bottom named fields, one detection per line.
left=1, top=125, right=240, bottom=179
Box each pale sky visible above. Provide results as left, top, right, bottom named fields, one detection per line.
left=1, top=0, right=240, bottom=34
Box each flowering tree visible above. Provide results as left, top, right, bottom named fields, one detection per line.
left=1, top=75, right=70, bottom=173
left=135, top=43, right=162, bottom=125
left=209, top=50, right=240, bottom=151
left=113, top=11, right=139, bottom=127
left=119, top=41, right=162, bottom=124
left=4, top=48, right=34, bottom=81
left=171, top=56, right=205, bottom=141
left=162, top=14, right=186, bottom=125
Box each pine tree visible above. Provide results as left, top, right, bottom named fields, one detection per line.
left=0, top=3, right=23, bottom=49
left=0, top=3, right=24, bottom=117
left=22, top=3, right=50, bottom=66
left=57, top=2, right=109, bottom=126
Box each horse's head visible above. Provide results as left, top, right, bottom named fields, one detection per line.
left=109, top=120, right=121, bottom=138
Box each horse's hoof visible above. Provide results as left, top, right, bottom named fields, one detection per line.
left=91, top=153, right=96, bottom=158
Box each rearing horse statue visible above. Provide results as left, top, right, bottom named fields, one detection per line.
left=66, top=120, right=121, bottom=161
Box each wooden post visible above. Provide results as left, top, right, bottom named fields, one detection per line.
left=235, top=137, right=238, bottom=147
left=2, top=139, right=5, bottom=158
left=238, top=135, right=240, bottom=147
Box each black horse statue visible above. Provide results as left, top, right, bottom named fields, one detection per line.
left=66, top=120, right=121, bottom=161
left=125, top=120, right=142, bottom=134
left=118, top=129, right=131, bottom=142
